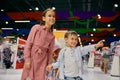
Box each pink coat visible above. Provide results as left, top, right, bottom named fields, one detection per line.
left=21, top=24, right=55, bottom=80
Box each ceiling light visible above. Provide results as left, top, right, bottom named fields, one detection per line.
left=107, top=24, right=111, bottom=27
left=52, top=7, right=56, bottom=10
left=29, top=8, right=32, bottom=11
left=114, top=4, right=118, bottom=7
left=91, top=39, right=94, bottom=42
left=97, top=14, right=101, bottom=19
left=1, top=9, right=4, bottom=11
left=90, top=34, right=93, bottom=36
left=113, top=34, right=116, bottom=37
left=1, top=28, right=13, bottom=30
left=16, top=28, right=19, bottom=31
left=15, top=20, right=30, bottom=23
left=35, top=7, right=39, bottom=11
left=5, top=21, right=8, bottom=24
left=6, top=36, right=15, bottom=38
left=93, top=28, right=96, bottom=31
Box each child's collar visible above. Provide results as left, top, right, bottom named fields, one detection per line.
left=66, top=46, right=75, bottom=49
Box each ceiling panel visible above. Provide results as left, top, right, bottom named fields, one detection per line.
left=0, top=0, right=120, bottom=29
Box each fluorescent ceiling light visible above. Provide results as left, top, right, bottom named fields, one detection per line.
left=1, top=28, right=13, bottom=30
left=15, top=20, right=30, bottom=23
left=6, top=36, right=15, bottom=38
left=1, top=9, right=4, bottom=11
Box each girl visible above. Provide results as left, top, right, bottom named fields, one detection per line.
left=21, top=8, right=56, bottom=80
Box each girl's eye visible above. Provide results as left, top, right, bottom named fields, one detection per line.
left=48, top=15, right=51, bottom=17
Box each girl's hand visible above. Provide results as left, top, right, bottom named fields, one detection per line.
left=24, top=62, right=31, bottom=69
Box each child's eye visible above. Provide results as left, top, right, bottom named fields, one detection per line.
left=48, top=15, right=55, bottom=18
left=71, top=38, right=74, bottom=40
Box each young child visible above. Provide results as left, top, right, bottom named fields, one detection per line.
left=101, top=47, right=110, bottom=74
left=46, top=31, right=104, bottom=80
left=21, top=8, right=56, bottom=80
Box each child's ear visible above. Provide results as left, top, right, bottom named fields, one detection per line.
left=65, top=38, right=68, bottom=42
left=65, top=38, right=67, bottom=41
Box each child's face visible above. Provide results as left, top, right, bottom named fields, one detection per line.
left=43, top=10, right=55, bottom=29
left=65, top=34, right=78, bottom=48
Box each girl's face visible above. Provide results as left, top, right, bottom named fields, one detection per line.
left=43, top=10, right=55, bottom=29
left=65, top=34, right=78, bottom=48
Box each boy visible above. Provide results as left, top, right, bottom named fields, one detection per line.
left=46, top=31, right=104, bottom=80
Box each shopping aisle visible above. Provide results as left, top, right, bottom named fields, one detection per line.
left=0, top=67, right=120, bottom=80
left=82, top=67, right=120, bottom=80
left=0, top=69, right=22, bottom=80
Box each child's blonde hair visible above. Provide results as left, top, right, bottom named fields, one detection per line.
left=64, top=31, right=78, bottom=38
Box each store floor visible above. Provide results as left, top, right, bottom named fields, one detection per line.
left=0, top=66, right=120, bottom=80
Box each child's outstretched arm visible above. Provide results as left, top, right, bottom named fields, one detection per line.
left=95, top=40, right=104, bottom=49
left=79, top=40, right=104, bottom=55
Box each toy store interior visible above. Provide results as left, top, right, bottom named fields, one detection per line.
left=0, top=0, right=120, bottom=80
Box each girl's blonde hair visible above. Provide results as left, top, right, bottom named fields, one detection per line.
left=40, top=8, right=55, bottom=32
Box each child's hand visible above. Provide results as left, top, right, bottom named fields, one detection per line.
left=95, top=40, right=104, bottom=49
left=46, top=64, right=52, bottom=72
